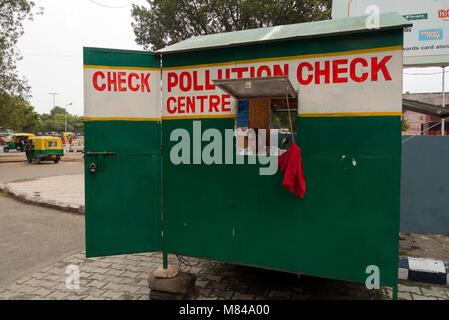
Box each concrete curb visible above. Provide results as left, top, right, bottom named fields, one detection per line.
left=0, top=182, right=85, bottom=215
left=399, top=256, right=449, bottom=286
left=0, top=159, right=27, bottom=164
left=0, top=157, right=83, bottom=164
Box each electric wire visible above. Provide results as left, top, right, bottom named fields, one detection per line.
left=176, top=255, right=202, bottom=274
left=404, top=70, right=449, bottom=76
left=402, top=121, right=444, bottom=143
left=87, top=0, right=131, bottom=9
left=21, top=53, right=81, bottom=58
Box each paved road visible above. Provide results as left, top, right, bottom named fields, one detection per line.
left=0, top=161, right=83, bottom=183
left=0, top=145, right=74, bottom=156
left=0, top=161, right=85, bottom=288
left=0, top=194, right=84, bottom=288
left=0, top=150, right=24, bottom=157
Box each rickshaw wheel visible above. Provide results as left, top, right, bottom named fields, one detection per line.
left=54, top=156, right=60, bottom=164
left=3, top=148, right=9, bottom=153
left=27, top=159, right=32, bottom=163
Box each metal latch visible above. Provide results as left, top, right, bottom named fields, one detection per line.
left=86, top=152, right=115, bottom=173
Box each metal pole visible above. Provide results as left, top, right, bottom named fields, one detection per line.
left=49, top=92, right=58, bottom=108
left=65, top=103, right=72, bottom=133
left=442, top=67, right=446, bottom=136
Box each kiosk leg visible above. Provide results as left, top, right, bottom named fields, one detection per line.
left=393, top=285, right=398, bottom=300
left=163, top=251, right=168, bottom=269
left=148, top=251, right=196, bottom=300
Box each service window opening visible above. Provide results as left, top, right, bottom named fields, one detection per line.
left=214, top=76, right=297, bottom=157
left=235, top=97, right=297, bottom=156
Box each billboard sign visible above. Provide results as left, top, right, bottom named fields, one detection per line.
left=332, top=0, right=449, bottom=67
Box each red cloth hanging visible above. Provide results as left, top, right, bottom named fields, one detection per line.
left=278, top=143, right=306, bottom=198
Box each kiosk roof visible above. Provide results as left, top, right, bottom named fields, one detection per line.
left=157, top=12, right=410, bottom=54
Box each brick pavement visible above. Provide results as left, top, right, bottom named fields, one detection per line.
left=1, top=251, right=448, bottom=300
left=1, top=174, right=449, bottom=300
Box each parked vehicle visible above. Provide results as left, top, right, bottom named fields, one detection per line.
left=3, top=133, right=35, bottom=152
left=25, top=136, right=63, bottom=163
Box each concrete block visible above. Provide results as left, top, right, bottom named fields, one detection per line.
left=148, top=271, right=196, bottom=295
left=408, top=257, right=446, bottom=273
left=398, top=268, right=408, bottom=280
left=153, top=265, right=179, bottom=278
left=149, top=289, right=185, bottom=300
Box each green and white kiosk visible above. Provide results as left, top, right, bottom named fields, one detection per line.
left=83, top=12, right=410, bottom=299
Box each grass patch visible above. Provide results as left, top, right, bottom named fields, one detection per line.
left=0, top=191, right=10, bottom=197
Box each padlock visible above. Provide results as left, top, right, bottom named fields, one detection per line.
left=89, top=163, right=96, bottom=174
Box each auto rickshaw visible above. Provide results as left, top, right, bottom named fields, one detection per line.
left=25, top=136, right=63, bottom=163
left=3, top=133, right=35, bottom=153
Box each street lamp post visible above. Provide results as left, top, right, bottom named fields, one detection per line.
left=65, top=103, right=72, bottom=132
left=48, top=92, right=58, bottom=108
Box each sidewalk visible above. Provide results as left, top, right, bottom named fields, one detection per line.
left=400, top=233, right=449, bottom=261
left=1, top=250, right=447, bottom=300
left=0, top=174, right=448, bottom=298
left=0, top=174, right=84, bottom=213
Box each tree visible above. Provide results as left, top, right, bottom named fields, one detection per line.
left=40, top=106, right=84, bottom=134
left=0, top=92, right=41, bottom=132
left=402, top=118, right=410, bottom=132
left=131, top=0, right=332, bottom=51
left=49, top=106, right=66, bottom=117
left=0, top=0, right=42, bottom=99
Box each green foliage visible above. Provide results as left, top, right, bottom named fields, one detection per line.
left=40, top=107, right=84, bottom=134
left=0, top=0, right=43, bottom=99
left=131, top=0, right=332, bottom=51
left=50, top=106, right=66, bottom=117
left=0, top=94, right=83, bottom=134
left=0, top=92, right=41, bottom=132
left=402, top=118, right=410, bottom=132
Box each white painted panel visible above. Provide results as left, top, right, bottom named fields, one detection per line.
left=398, top=267, right=409, bottom=280
left=162, top=48, right=402, bottom=118
left=298, top=49, right=403, bottom=115
left=84, top=67, right=160, bottom=119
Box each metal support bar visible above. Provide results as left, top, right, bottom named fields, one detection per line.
left=442, top=66, right=446, bottom=136
left=285, top=89, right=295, bottom=144
left=86, top=152, right=115, bottom=172
left=163, top=251, right=168, bottom=269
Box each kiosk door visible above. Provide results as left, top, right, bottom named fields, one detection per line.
left=83, top=47, right=162, bottom=257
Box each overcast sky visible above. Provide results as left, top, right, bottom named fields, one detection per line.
left=17, top=0, right=148, bottom=116
left=16, top=0, right=448, bottom=116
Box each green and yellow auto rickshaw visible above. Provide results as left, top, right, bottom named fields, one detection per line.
left=3, top=133, right=35, bottom=153
left=25, top=136, right=63, bottom=163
